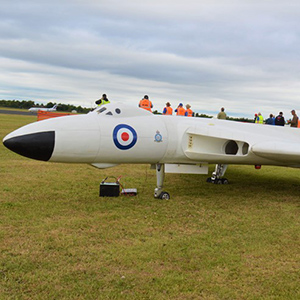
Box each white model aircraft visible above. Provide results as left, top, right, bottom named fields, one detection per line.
left=3, top=102, right=300, bottom=199
left=28, top=104, right=58, bottom=113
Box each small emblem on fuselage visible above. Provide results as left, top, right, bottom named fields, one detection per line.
left=154, top=130, right=163, bottom=143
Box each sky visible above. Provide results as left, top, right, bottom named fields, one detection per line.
left=1, top=0, right=300, bottom=118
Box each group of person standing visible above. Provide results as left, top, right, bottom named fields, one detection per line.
left=162, top=102, right=194, bottom=117
left=139, top=95, right=195, bottom=117
left=96, top=94, right=297, bottom=128
left=96, top=94, right=228, bottom=119
left=256, top=110, right=299, bottom=127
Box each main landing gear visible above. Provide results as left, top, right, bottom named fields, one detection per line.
left=154, top=163, right=170, bottom=200
left=153, top=163, right=229, bottom=199
left=206, top=164, right=229, bottom=184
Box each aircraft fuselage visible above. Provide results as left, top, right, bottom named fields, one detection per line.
left=4, top=103, right=300, bottom=168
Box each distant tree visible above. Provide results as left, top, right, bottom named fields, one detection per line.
left=46, top=102, right=55, bottom=108
left=0, top=99, right=34, bottom=109
left=20, top=100, right=34, bottom=109
left=195, top=113, right=213, bottom=118
left=227, top=117, right=253, bottom=123
left=153, top=110, right=161, bottom=115
left=57, top=103, right=69, bottom=111
left=76, top=106, right=84, bottom=113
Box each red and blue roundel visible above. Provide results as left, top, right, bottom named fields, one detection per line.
left=113, top=124, right=137, bottom=150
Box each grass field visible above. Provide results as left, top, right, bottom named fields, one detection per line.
left=0, top=114, right=299, bottom=299
left=0, top=107, right=30, bottom=112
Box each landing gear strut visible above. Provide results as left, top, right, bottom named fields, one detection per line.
left=207, top=164, right=229, bottom=184
left=154, top=163, right=170, bottom=200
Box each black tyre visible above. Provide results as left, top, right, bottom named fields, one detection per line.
left=159, top=192, right=170, bottom=200
left=222, top=178, right=229, bottom=184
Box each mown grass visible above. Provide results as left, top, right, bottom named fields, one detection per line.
left=0, top=107, right=26, bottom=111
left=0, top=114, right=299, bottom=299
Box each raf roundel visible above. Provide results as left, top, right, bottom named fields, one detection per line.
left=113, top=124, right=137, bottom=150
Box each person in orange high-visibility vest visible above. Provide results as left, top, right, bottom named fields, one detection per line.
left=185, top=104, right=194, bottom=117
left=163, top=102, right=173, bottom=115
left=175, top=103, right=185, bottom=116
left=139, top=95, right=153, bottom=112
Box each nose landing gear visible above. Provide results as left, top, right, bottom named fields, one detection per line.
left=154, top=163, right=170, bottom=200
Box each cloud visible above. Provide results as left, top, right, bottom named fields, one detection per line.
left=1, top=0, right=300, bottom=117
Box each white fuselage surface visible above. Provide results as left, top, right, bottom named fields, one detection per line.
left=4, top=103, right=300, bottom=168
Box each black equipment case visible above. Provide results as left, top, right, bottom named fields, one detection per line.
left=99, top=177, right=120, bottom=197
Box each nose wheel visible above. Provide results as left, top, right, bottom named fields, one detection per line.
left=156, top=191, right=170, bottom=200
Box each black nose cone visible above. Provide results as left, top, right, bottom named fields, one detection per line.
left=3, top=131, right=55, bottom=161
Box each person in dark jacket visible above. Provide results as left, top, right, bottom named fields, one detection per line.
left=275, top=112, right=285, bottom=126
left=265, top=114, right=275, bottom=125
